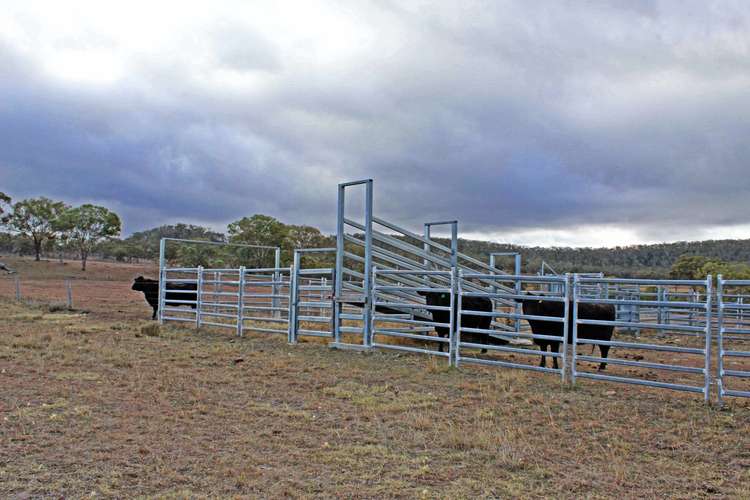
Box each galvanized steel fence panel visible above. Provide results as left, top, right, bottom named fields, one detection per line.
left=456, top=272, right=570, bottom=381
left=370, top=268, right=454, bottom=360
left=572, top=275, right=713, bottom=402
left=717, top=277, right=750, bottom=404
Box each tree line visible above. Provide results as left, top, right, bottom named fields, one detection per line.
left=0, top=194, right=120, bottom=270
left=2, top=191, right=749, bottom=277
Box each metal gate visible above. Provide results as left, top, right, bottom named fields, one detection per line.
left=572, top=275, right=713, bottom=402
left=241, top=266, right=291, bottom=337
left=717, top=276, right=750, bottom=404
left=456, top=272, right=569, bottom=380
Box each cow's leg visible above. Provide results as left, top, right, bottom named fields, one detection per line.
left=598, top=344, right=610, bottom=371
left=552, top=342, right=560, bottom=370
left=436, top=329, right=445, bottom=352
left=538, top=342, right=547, bottom=368
left=152, top=307, right=157, bottom=320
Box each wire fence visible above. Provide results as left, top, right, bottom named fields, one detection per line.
left=0, top=276, right=75, bottom=309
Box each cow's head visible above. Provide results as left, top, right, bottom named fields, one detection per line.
left=513, top=292, right=550, bottom=315
left=131, top=276, right=156, bottom=291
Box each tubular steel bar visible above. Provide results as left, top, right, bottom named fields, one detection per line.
left=161, top=237, right=278, bottom=250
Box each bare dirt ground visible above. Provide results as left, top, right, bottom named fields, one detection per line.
left=1, top=257, right=750, bottom=498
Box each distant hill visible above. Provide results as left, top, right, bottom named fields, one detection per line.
left=431, top=238, right=750, bottom=278
left=4, top=217, right=750, bottom=278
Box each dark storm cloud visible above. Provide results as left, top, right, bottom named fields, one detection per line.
left=1, top=1, right=749, bottom=245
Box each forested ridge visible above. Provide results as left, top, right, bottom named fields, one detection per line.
left=2, top=190, right=748, bottom=278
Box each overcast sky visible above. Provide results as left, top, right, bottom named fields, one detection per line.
left=1, top=1, right=749, bottom=247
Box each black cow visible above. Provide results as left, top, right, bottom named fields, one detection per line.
left=418, top=290, right=508, bottom=352
left=131, top=276, right=197, bottom=320
left=516, top=296, right=615, bottom=370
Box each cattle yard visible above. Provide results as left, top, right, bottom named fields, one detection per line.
left=154, top=180, right=749, bottom=406
left=2, top=179, right=750, bottom=496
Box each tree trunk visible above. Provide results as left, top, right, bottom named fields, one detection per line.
left=34, top=239, right=41, bottom=261
left=81, top=249, right=87, bottom=271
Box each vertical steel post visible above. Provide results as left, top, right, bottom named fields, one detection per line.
left=369, top=266, right=378, bottom=348
left=571, top=274, right=580, bottom=386
left=716, top=275, right=724, bottom=407
left=330, top=266, right=337, bottom=340
left=489, top=253, right=498, bottom=312
left=158, top=238, right=166, bottom=325
left=657, top=286, right=664, bottom=325
left=273, top=248, right=281, bottom=319
left=363, top=179, right=374, bottom=347
left=449, top=223, right=458, bottom=269
left=688, top=290, right=698, bottom=326
left=320, top=277, right=326, bottom=318
left=196, top=266, right=204, bottom=328
left=455, top=269, right=463, bottom=367
left=514, top=254, right=522, bottom=333
left=65, top=279, right=73, bottom=309
left=449, top=223, right=458, bottom=365
left=739, top=296, right=744, bottom=325
left=423, top=224, right=431, bottom=271
left=704, top=275, right=713, bottom=404
left=562, top=274, right=570, bottom=384
left=15, top=277, right=20, bottom=301
left=333, top=184, right=345, bottom=344
left=237, top=266, right=246, bottom=337
left=449, top=266, right=457, bottom=366
left=289, top=252, right=300, bottom=344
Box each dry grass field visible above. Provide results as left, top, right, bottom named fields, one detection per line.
left=1, top=257, right=750, bottom=498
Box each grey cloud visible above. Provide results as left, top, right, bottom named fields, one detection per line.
left=1, top=1, right=750, bottom=245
